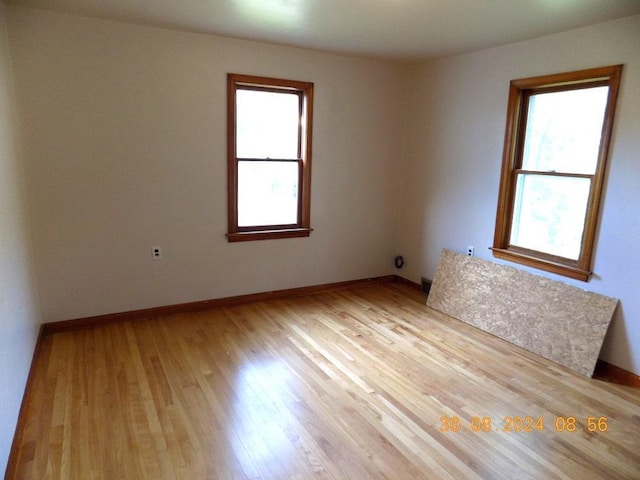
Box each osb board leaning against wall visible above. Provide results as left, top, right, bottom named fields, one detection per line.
left=426, top=249, right=617, bottom=377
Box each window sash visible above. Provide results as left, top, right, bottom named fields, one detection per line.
left=519, top=84, right=609, bottom=175
left=236, top=159, right=302, bottom=230
left=227, top=74, right=313, bottom=242
left=236, top=87, right=303, bottom=160
left=492, top=65, right=623, bottom=281
left=509, top=173, right=591, bottom=261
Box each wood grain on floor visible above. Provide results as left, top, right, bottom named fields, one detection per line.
left=7, top=283, right=640, bottom=479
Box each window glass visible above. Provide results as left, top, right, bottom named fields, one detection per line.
left=238, top=161, right=299, bottom=226
left=227, top=73, right=313, bottom=242
left=492, top=65, right=622, bottom=281
left=521, top=87, right=608, bottom=175
left=510, top=174, right=590, bottom=260
left=236, top=90, right=300, bottom=159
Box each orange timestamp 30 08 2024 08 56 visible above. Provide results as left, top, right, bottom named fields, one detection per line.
left=439, top=415, right=608, bottom=433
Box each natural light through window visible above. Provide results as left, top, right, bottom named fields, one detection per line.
left=230, top=362, right=294, bottom=466
left=509, top=87, right=608, bottom=260
left=227, top=74, right=313, bottom=242
left=492, top=65, right=622, bottom=281
left=236, top=90, right=301, bottom=227
left=238, top=161, right=299, bottom=226
left=510, top=175, right=590, bottom=260
left=236, top=90, right=300, bottom=159
left=521, top=87, right=608, bottom=174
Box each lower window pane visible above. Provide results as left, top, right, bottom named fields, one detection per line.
left=238, top=161, right=299, bottom=227
left=510, top=174, right=590, bottom=260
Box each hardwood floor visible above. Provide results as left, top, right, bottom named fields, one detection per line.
left=7, top=283, right=640, bottom=479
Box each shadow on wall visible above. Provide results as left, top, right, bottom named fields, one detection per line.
left=599, top=304, right=633, bottom=371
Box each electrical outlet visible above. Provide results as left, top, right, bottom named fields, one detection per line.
left=152, top=246, right=162, bottom=259
left=466, top=246, right=474, bottom=257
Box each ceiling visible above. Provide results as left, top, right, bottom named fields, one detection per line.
left=6, top=0, right=640, bottom=62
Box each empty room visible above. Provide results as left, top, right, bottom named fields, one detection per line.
left=1, top=0, right=639, bottom=478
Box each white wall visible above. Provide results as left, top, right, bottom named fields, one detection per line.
left=398, top=14, right=640, bottom=375
left=0, top=2, right=41, bottom=475
left=6, top=6, right=406, bottom=322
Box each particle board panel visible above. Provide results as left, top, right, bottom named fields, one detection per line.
left=426, top=249, right=617, bottom=377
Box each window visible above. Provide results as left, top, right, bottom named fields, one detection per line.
left=227, top=73, right=313, bottom=242
left=492, top=65, right=623, bottom=281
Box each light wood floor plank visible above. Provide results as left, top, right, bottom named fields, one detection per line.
left=8, top=284, right=640, bottom=479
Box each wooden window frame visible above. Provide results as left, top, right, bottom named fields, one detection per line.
left=492, top=65, right=623, bottom=281
left=227, top=73, right=314, bottom=242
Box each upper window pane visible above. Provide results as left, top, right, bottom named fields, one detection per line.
left=521, top=86, right=608, bottom=175
left=236, top=89, right=300, bottom=159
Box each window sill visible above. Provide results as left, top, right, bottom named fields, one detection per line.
left=227, top=228, right=312, bottom=243
left=491, top=248, right=591, bottom=282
